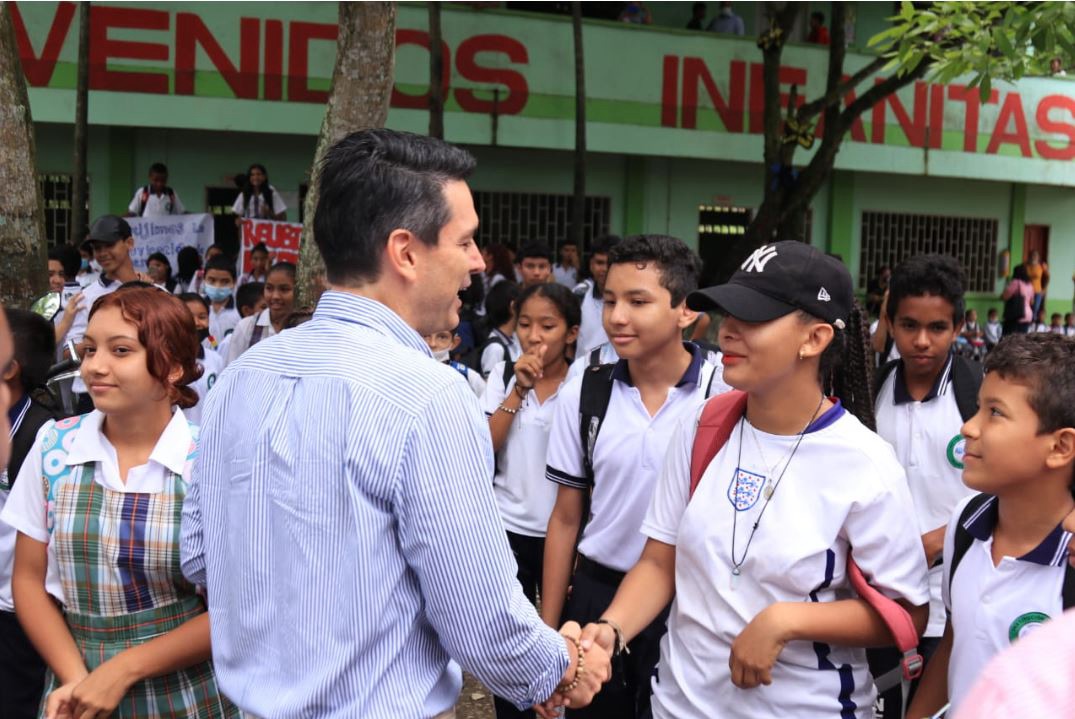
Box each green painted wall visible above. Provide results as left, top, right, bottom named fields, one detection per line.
left=1023, top=184, right=1075, bottom=317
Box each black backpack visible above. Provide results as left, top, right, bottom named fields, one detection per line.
left=874, top=354, right=983, bottom=423
left=138, top=185, right=176, bottom=216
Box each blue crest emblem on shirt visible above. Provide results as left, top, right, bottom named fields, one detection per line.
left=728, top=467, right=766, bottom=511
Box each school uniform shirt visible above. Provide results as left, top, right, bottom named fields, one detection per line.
left=239, top=271, right=268, bottom=286
left=226, top=308, right=277, bottom=365
left=445, top=360, right=486, bottom=398
left=941, top=493, right=1070, bottom=712
left=127, top=187, right=186, bottom=217
left=552, top=264, right=578, bottom=288
left=869, top=319, right=901, bottom=364
left=481, top=361, right=564, bottom=537
left=874, top=354, right=973, bottom=638
left=209, top=305, right=241, bottom=345
left=573, top=280, right=608, bottom=356
left=1031, top=322, right=1049, bottom=333
left=642, top=403, right=930, bottom=719
left=1, top=409, right=196, bottom=609
left=1067, top=325, right=1075, bottom=337
left=186, top=348, right=225, bottom=425
left=480, top=329, right=522, bottom=378
left=65, top=275, right=123, bottom=394
left=984, top=320, right=1003, bottom=345
left=566, top=342, right=620, bottom=382
left=545, top=344, right=727, bottom=572
left=232, top=187, right=286, bottom=219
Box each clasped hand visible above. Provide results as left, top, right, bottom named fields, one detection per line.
left=534, top=621, right=613, bottom=718
left=45, top=655, right=136, bottom=719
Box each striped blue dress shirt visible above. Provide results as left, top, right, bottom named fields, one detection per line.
left=181, top=291, right=568, bottom=718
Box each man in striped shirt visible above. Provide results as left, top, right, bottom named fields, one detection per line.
left=181, top=129, right=609, bottom=718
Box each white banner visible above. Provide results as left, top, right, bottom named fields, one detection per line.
left=127, top=213, right=215, bottom=273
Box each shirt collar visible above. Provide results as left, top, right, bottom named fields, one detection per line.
left=65, top=409, right=193, bottom=477
left=7, top=395, right=30, bottom=438
left=807, top=399, right=845, bottom=433
left=611, top=342, right=704, bottom=388
left=313, top=290, right=431, bottom=356
left=893, top=352, right=955, bottom=404
left=256, top=308, right=272, bottom=327
left=962, top=495, right=1073, bottom=567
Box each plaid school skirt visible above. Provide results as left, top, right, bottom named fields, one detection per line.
left=39, top=595, right=238, bottom=719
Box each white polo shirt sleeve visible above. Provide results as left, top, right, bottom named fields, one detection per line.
left=481, top=342, right=507, bottom=379
left=270, top=187, right=287, bottom=215
left=480, top=361, right=510, bottom=417
left=843, top=456, right=932, bottom=604
left=544, top=374, right=587, bottom=490
left=231, top=193, right=245, bottom=216
left=127, top=189, right=143, bottom=215
left=642, top=410, right=696, bottom=547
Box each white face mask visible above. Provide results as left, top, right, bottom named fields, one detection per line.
left=89, top=259, right=103, bottom=273
left=433, top=349, right=451, bottom=363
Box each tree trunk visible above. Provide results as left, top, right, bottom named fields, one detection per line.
left=428, top=1, right=443, bottom=139
left=570, top=2, right=585, bottom=249
left=0, top=3, right=48, bottom=308
left=69, top=1, right=89, bottom=245
left=296, top=1, right=396, bottom=307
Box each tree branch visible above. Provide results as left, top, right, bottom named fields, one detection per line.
left=797, top=55, right=887, bottom=122
left=761, top=4, right=802, bottom=175
left=841, top=59, right=931, bottom=126
left=820, top=2, right=847, bottom=147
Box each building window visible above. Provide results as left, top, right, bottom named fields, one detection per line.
left=472, top=191, right=611, bottom=253
left=860, top=211, right=998, bottom=292
left=39, top=173, right=78, bottom=246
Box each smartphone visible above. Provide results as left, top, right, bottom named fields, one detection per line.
left=61, top=282, right=80, bottom=307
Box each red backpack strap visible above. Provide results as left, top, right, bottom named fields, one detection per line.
left=688, top=390, right=748, bottom=499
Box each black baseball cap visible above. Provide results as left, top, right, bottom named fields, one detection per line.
left=82, top=215, right=132, bottom=249
left=688, top=241, right=852, bottom=329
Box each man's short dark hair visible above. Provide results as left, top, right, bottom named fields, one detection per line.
left=485, top=280, right=521, bottom=328
left=886, top=254, right=965, bottom=326
left=49, top=244, right=81, bottom=280
left=607, top=234, right=701, bottom=306
left=986, top=333, right=1075, bottom=434
left=236, top=282, right=265, bottom=312
left=204, top=255, right=238, bottom=281
left=149, top=162, right=168, bottom=176
left=5, top=308, right=57, bottom=394
left=314, top=129, right=477, bottom=285
left=516, top=242, right=552, bottom=264
left=590, top=235, right=621, bottom=258
left=811, top=11, right=825, bottom=23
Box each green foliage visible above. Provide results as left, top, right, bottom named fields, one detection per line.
left=869, top=1, right=1075, bottom=99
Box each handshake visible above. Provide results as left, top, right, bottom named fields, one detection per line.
left=534, top=620, right=619, bottom=718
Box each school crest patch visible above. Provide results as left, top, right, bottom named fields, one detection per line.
left=728, top=468, right=766, bottom=511
left=946, top=434, right=966, bottom=469
left=1008, top=611, right=1050, bottom=643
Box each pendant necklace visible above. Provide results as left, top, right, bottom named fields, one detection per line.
left=729, top=395, right=825, bottom=590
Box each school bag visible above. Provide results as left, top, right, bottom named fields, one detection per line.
left=138, top=185, right=177, bottom=216
left=688, top=390, right=925, bottom=711
left=874, top=355, right=983, bottom=423
left=1002, top=284, right=1027, bottom=323
left=946, top=492, right=1075, bottom=609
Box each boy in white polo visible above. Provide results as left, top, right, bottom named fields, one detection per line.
left=907, top=333, right=1075, bottom=717
left=871, top=254, right=981, bottom=718
left=543, top=235, right=727, bottom=718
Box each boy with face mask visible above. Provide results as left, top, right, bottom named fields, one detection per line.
left=425, top=329, right=486, bottom=398
left=202, top=255, right=241, bottom=343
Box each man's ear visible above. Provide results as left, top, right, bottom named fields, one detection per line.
left=382, top=229, right=421, bottom=284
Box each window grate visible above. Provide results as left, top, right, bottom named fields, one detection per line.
left=472, top=191, right=611, bottom=253
left=860, top=211, right=997, bottom=292
left=38, top=174, right=84, bottom=247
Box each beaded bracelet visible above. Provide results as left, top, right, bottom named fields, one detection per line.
left=557, top=634, right=587, bottom=695
left=514, top=383, right=532, bottom=400
left=497, top=404, right=519, bottom=415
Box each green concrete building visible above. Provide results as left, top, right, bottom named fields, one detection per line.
left=15, top=1, right=1075, bottom=315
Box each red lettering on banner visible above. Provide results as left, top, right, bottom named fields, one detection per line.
left=681, top=58, right=745, bottom=132
left=948, top=85, right=998, bottom=152
left=454, top=35, right=529, bottom=114
left=986, top=92, right=1031, bottom=157
left=89, top=5, right=170, bottom=93
left=748, top=63, right=806, bottom=134
left=1034, top=95, right=1075, bottom=161
left=264, top=20, right=284, bottom=101
left=9, top=2, right=76, bottom=87
left=241, top=220, right=302, bottom=274
left=390, top=29, right=451, bottom=110
left=175, top=14, right=260, bottom=98
left=871, top=80, right=928, bottom=147
left=661, top=55, right=679, bottom=127
left=287, top=21, right=336, bottom=103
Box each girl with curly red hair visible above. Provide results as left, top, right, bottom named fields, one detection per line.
left=1, top=285, right=238, bottom=719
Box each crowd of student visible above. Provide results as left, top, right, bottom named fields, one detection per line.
left=0, top=128, right=1073, bottom=719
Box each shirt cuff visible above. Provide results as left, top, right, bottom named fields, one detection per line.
left=546, top=465, right=587, bottom=489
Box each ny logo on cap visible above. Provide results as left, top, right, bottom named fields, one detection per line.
left=741, top=245, right=779, bottom=273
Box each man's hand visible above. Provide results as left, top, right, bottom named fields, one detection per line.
left=534, top=621, right=613, bottom=718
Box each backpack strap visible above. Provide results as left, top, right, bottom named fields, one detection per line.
left=250, top=321, right=266, bottom=347
left=502, top=360, right=515, bottom=389
left=873, top=359, right=899, bottom=400
left=947, top=492, right=996, bottom=600
left=688, top=390, right=748, bottom=498
left=448, top=360, right=470, bottom=380
left=139, top=186, right=150, bottom=217
left=588, top=347, right=603, bottom=367
left=950, top=354, right=984, bottom=423
left=578, top=364, right=617, bottom=486
left=1064, top=564, right=1075, bottom=611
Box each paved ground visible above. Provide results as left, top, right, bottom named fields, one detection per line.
left=456, top=674, right=495, bottom=719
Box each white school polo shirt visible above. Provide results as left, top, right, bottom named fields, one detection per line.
left=481, top=361, right=564, bottom=537
left=479, top=329, right=522, bottom=378
left=566, top=342, right=620, bottom=382
left=66, top=275, right=123, bottom=394
left=1, top=409, right=195, bottom=608
left=226, top=308, right=277, bottom=364
left=573, top=280, right=608, bottom=356
left=545, top=344, right=725, bottom=572
left=186, top=348, right=225, bottom=425
left=942, top=493, right=1069, bottom=711
left=642, top=404, right=929, bottom=719
left=875, top=354, right=973, bottom=637
left=127, top=187, right=186, bottom=217
left=209, top=305, right=241, bottom=344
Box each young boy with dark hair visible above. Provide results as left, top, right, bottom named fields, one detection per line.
left=515, top=242, right=553, bottom=288
left=574, top=235, right=621, bottom=356
left=0, top=309, right=59, bottom=718
left=126, top=162, right=185, bottom=217
left=240, top=242, right=271, bottom=285
left=543, top=234, right=728, bottom=719
left=871, top=253, right=981, bottom=719
left=907, top=333, right=1075, bottom=717
left=984, top=307, right=1003, bottom=350
left=202, top=254, right=241, bottom=343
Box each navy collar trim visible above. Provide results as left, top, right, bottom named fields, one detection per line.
left=962, top=495, right=1072, bottom=567
left=806, top=399, right=845, bottom=433
left=610, top=342, right=704, bottom=389
left=893, top=352, right=954, bottom=404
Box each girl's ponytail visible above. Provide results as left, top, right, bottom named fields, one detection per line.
left=821, top=298, right=876, bottom=430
